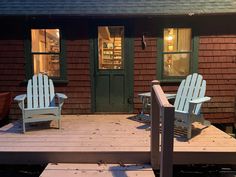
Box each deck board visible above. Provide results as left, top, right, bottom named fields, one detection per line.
left=0, top=114, right=235, bottom=164
left=40, top=163, right=155, bottom=177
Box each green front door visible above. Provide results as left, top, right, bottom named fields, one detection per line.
left=94, top=25, right=132, bottom=112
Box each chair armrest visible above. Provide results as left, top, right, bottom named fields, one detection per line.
left=138, top=92, right=151, bottom=98
left=189, top=96, right=211, bottom=104
left=14, top=94, right=26, bottom=110
left=55, top=93, right=67, bottom=109
left=165, top=93, right=176, bottom=100
left=14, top=94, right=26, bottom=102
left=56, top=93, right=68, bottom=100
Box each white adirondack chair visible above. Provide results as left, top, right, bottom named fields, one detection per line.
left=172, top=73, right=211, bottom=139
left=14, top=74, right=67, bottom=133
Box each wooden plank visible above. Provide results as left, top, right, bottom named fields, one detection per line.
left=160, top=106, right=174, bottom=177
left=150, top=81, right=160, bottom=169
left=0, top=115, right=235, bottom=165
left=49, top=79, right=55, bottom=106
left=27, top=79, right=32, bottom=109
left=38, top=74, right=44, bottom=108
left=40, top=163, right=155, bottom=177
left=178, top=75, right=191, bottom=111
left=32, top=75, right=38, bottom=108
left=184, top=73, right=197, bottom=112
left=173, top=151, right=236, bottom=164
left=0, top=146, right=150, bottom=151
left=43, top=163, right=152, bottom=171
left=43, top=75, right=50, bottom=107
left=0, top=151, right=150, bottom=164
left=174, top=80, right=185, bottom=109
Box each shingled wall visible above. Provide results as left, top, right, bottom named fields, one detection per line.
left=0, top=20, right=91, bottom=119
left=133, top=20, right=236, bottom=124
left=0, top=18, right=235, bottom=124
left=0, top=21, right=25, bottom=119
left=198, top=35, right=236, bottom=123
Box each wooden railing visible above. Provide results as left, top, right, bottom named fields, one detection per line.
left=150, top=80, right=175, bottom=177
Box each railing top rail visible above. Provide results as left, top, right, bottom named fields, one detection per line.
left=152, top=84, right=172, bottom=108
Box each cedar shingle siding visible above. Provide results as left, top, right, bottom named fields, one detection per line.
left=198, top=35, right=236, bottom=123
left=0, top=1, right=235, bottom=124
left=0, top=18, right=236, bottom=123
left=0, top=21, right=92, bottom=118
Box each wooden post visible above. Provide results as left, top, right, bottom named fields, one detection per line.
left=150, top=80, right=160, bottom=170
left=160, top=105, right=174, bottom=177
left=150, top=80, right=175, bottom=177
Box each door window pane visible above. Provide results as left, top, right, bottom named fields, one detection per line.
left=31, top=29, right=60, bottom=77
left=98, top=26, right=124, bottom=69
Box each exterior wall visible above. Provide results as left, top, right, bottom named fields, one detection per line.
left=198, top=35, right=236, bottom=123
left=0, top=21, right=26, bottom=119
left=61, top=21, right=91, bottom=114
left=0, top=17, right=235, bottom=124
left=133, top=18, right=236, bottom=124
left=133, top=19, right=157, bottom=113
left=133, top=34, right=236, bottom=124
left=0, top=20, right=91, bottom=119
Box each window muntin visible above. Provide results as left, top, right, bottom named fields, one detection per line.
left=163, top=28, right=191, bottom=77
left=98, top=26, right=124, bottom=70
left=31, top=29, right=60, bottom=77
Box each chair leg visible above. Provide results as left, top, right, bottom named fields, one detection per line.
left=22, top=111, right=25, bottom=133
left=203, top=120, right=211, bottom=126
left=58, top=119, right=61, bottom=129
left=187, top=125, right=192, bottom=139
left=22, top=121, right=26, bottom=133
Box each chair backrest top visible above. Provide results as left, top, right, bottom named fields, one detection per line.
left=27, top=74, right=55, bottom=109
left=174, top=73, right=206, bottom=115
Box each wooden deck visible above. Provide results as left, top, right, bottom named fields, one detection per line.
left=0, top=114, right=235, bottom=164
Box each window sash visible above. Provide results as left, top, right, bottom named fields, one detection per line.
left=157, top=27, right=198, bottom=82
left=30, top=29, right=62, bottom=79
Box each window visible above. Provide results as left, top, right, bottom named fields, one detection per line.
left=98, top=26, right=124, bottom=69
left=157, top=28, right=198, bottom=81
left=30, top=29, right=66, bottom=79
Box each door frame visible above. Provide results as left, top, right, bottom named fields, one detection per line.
left=89, top=19, right=134, bottom=113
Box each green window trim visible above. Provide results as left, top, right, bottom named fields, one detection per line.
left=24, top=28, right=67, bottom=83
left=157, top=28, right=199, bottom=83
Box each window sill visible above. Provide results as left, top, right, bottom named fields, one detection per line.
left=52, top=80, right=69, bottom=84
left=22, top=79, right=68, bottom=85
left=160, top=79, right=182, bottom=82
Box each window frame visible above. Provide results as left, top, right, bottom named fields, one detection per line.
left=25, top=26, right=67, bottom=83
left=157, top=27, right=199, bottom=82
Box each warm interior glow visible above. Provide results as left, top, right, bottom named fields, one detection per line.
left=98, top=26, right=124, bottom=70
left=167, top=35, right=173, bottom=41
left=31, top=29, right=60, bottom=77
left=163, top=28, right=191, bottom=77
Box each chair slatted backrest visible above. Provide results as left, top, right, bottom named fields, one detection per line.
left=174, top=73, right=206, bottom=115
left=27, top=74, right=55, bottom=109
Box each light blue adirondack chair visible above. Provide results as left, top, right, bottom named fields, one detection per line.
left=172, top=73, right=211, bottom=139
left=14, top=74, right=67, bottom=133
